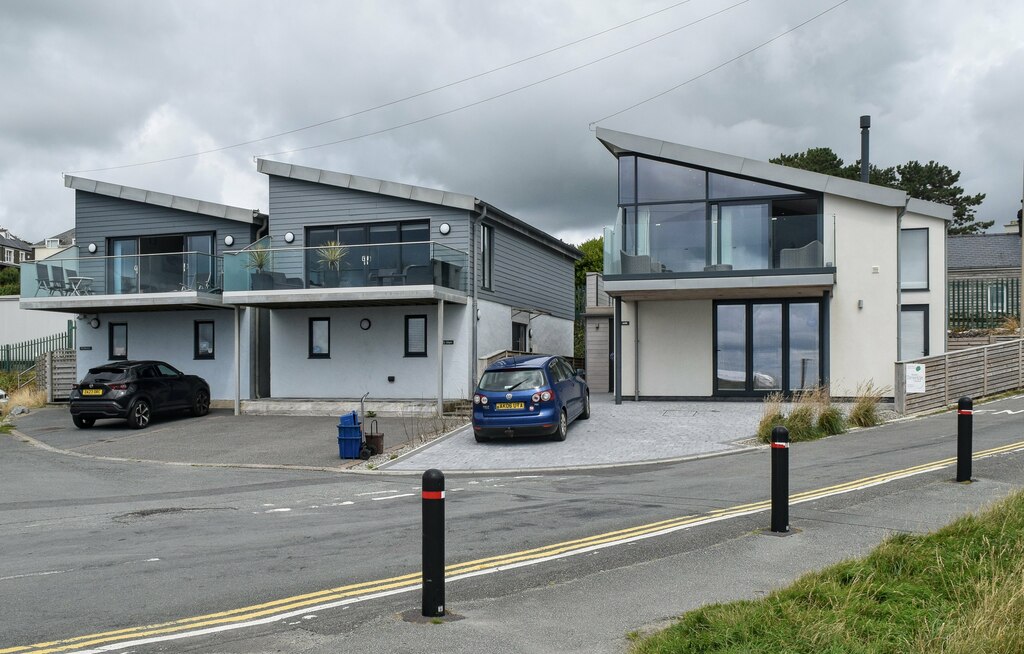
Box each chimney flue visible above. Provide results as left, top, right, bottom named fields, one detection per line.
left=860, top=115, right=871, bottom=183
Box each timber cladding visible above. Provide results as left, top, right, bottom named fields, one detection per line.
left=896, top=339, right=1024, bottom=415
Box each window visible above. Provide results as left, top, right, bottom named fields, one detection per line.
left=900, top=229, right=928, bottom=290
left=899, top=305, right=929, bottom=361
left=194, top=321, right=215, bottom=359
left=481, top=224, right=494, bottom=290
left=45, top=238, right=60, bottom=249
left=309, top=318, right=330, bottom=358
left=109, top=323, right=128, bottom=360
left=405, top=315, right=427, bottom=357
left=3, top=249, right=12, bottom=263
left=987, top=284, right=1007, bottom=312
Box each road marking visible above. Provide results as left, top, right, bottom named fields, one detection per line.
left=264, top=508, right=291, bottom=513
left=0, top=570, right=71, bottom=582
left=7, top=439, right=1024, bottom=654
left=356, top=490, right=399, bottom=496
left=371, top=493, right=415, bottom=501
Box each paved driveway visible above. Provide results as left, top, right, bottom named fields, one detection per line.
left=382, top=394, right=764, bottom=472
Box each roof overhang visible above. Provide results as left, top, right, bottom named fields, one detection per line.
left=64, top=176, right=262, bottom=225
left=596, top=128, right=910, bottom=209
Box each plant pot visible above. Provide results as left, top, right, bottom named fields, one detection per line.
left=251, top=272, right=272, bottom=290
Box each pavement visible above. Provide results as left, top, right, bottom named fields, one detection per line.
left=4, top=392, right=1024, bottom=653
left=8, top=393, right=767, bottom=472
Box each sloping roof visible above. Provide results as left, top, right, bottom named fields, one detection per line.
left=947, top=233, right=1022, bottom=270
left=64, top=175, right=261, bottom=225
left=0, top=230, right=32, bottom=250
left=33, top=227, right=75, bottom=247
left=595, top=128, right=953, bottom=221
left=257, top=159, right=581, bottom=260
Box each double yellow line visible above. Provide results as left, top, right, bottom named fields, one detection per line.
left=7, top=439, right=1024, bottom=654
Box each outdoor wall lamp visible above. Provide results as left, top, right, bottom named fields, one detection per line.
left=360, top=318, right=372, bottom=330
left=223, top=235, right=234, bottom=247
left=284, top=232, right=295, bottom=243
left=87, top=243, right=97, bottom=253
left=438, top=223, right=451, bottom=235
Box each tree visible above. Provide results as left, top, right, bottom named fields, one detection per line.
left=0, top=266, right=19, bottom=296
left=573, top=236, right=603, bottom=358
left=770, top=148, right=991, bottom=234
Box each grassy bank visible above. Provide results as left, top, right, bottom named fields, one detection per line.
left=632, top=489, right=1024, bottom=654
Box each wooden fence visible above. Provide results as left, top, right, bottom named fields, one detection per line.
left=895, top=338, right=1024, bottom=415
left=1, top=322, right=75, bottom=372
left=948, top=277, right=1020, bottom=331
left=948, top=334, right=1023, bottom=351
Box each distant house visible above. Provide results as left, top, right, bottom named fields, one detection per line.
left=33, top=227, right=76, bottom=261
left=947, top=233, right=1022, bottom=330
left=1, top=228, right=33, bottom=269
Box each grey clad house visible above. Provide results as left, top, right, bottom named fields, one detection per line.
left=20, top=176, right=265, bottom=402
left=20, top=164, right=580, bottom=411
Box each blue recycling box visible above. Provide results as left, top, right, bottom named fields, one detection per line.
left=337, top=411, right=362, bottom=459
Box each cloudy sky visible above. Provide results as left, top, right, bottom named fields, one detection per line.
left=1, top=0, right=1021, bottom=246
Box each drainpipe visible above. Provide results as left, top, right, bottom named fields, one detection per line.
left=634, top=302, right=640, bottom=401
left=234, top=305, right=240, bottom=416
left=471, top=204, right=488, bottom=395
left=614, top=297, right=622, bottom=405
left=895, top=197, right=910, bottom=363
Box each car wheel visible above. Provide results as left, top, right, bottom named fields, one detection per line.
left=73, top=416, right=95, bottom=429
left=552, top=410, right=568, bottom=441
left=579, top=392, right=591, bottom=420
left=127, top=399, right=151, bottom=429
left=191, top=388, right=210, bottom=417
left=474, top=432, right=489, bottom=443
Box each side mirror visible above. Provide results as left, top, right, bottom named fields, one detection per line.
left=576, top=368, right=586, bottom=379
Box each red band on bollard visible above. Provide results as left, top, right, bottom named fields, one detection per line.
left=957, top=409, right=973, bottom=415
left=770, top=442, right=789, bottom=449
left=422, top=491, right=445, bottom=500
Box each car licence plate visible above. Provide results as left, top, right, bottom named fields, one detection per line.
left=495, top=402, right=525, bottom=410
left=82, top=389, right=103, bottom=396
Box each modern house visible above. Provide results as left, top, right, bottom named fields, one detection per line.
left=20, top=164, right=580, bottom=412
left=20, top=176, right=265, bottom=403
left=222, top=160, right=579, bottom=410
left=947, top=233, right=1021, bottom=330
left=595, top=128, right=952, bottom=400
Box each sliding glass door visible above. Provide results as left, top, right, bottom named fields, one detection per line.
left=715, top=299, right=823, bottom=394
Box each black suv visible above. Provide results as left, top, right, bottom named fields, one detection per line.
left=69, top=361, right=211, bottom=429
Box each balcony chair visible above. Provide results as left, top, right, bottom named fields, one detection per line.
left=779, top=240, right=823, bottom=269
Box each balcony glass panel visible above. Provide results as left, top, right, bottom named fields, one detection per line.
left=647, top=203, right=707, bottom=273
left=222, top=241, right=467, bottom=292
left=21, top=252, right=222, bottom=297
left=618, top=156, right=635, bottom=204
left=636, top=157, right=705, bottom=203
left=715, top=203, right=771, bottom=270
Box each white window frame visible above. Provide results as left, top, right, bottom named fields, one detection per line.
left=986, top=284, right=1007, bottom=312
left=3, top=248, right=12, bottom=263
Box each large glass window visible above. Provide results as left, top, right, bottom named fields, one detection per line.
left=481, top=224, right=494, bottom=290
left=789, top=303, right=820, bottom=390
left=647, top=204, right=706, bottom=273
left=709, top=173, right=802, bottom=199
left=752, top=304, right=782, bottom=391
left=305, top=221, right=429, bottom=288
left=618, top=156, right=636, bottom=204
left=714, top=204, right=771, bottom=270
left=900, top=305, right=928, bottom=360
left=715, top=304, right=747, bottom=391
left=637, top=157, right=705, bottom=203
left=900, top=229, right=928, bottom=290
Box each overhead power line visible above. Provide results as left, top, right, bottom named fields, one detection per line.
left=66, top=0, right=705, bottom=174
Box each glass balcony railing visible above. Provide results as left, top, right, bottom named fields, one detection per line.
left=603, top=209, right=835, bottom=276
left=21, top=252, right=223, bottom=298
left=222, top=241, right=467, bottom=293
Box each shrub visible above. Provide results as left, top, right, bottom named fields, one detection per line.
left=817, top=405, right=847, bottom=436
left=1, top=386, right=46, bottom=418
left=756, top=392, right=786, bottom=443
left=850, top=381, right=887, bottom=428
left=784, top=404, right=819, bottom=442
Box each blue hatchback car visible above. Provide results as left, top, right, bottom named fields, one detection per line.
left=472, top=355, right=590, bottom=442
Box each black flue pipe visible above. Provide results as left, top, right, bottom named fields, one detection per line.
left=860, top=115, right=871, bottom=183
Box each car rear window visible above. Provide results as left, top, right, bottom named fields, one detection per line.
left=479, top=369, right=545, bottom=392
left=83, top=367, right=130, bottom=384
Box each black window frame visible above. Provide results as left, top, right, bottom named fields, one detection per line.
left=405, top=314, right=428, bottom=358
left=308, top=317, right=330, bottom=359
left=481, top=224, right=494, bottom=291
left=108, top=323, right=128, bottom=360
left=194, top=320, right=215, bottom=360
left=899, top=304, right=930, bottom=360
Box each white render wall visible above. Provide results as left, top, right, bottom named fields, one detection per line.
left=636, top=300, right=713, bottom=396
left=269, top=304, right=471, bottom=400
left=73, top=308, right=246, bottom=402
left=825, top=195, right=900, bottom=397
left=527, top=313, right=574, bottom=357
left=1, top=297, right=74, bottom=344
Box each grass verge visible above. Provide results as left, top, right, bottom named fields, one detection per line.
left=0, top=386, right=47, bottom=419
left=631, top=489, right=1024, bottom=654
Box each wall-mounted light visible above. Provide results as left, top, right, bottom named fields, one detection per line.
left=87, top=243, right=97, bottom=254
left=359, top=318, right=371, bottom=331
left=438, top=223, right=451, bottom=235
left=528, top=328, right=533, bottom=338
left=284, top=232, right=295, bottom=244
left=224, top=235, right=234, bottom=247
left=89, top=317, right=100, bottom=329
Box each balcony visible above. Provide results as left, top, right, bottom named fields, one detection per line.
left=602, top=210, right=836, bottom=300
left=20, top=252, right=225, bottom=312
left=221, top=241, right=468, bottom=307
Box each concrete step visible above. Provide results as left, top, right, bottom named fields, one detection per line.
left=241, top=398, right=449, bottom=418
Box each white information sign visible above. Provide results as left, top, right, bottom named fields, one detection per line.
left=905, top=364, right=926, bottom=393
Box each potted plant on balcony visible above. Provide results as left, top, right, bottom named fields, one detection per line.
left=246, top=247, right=273, bottom=290
left=316, top=241, right=347, bottom=288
